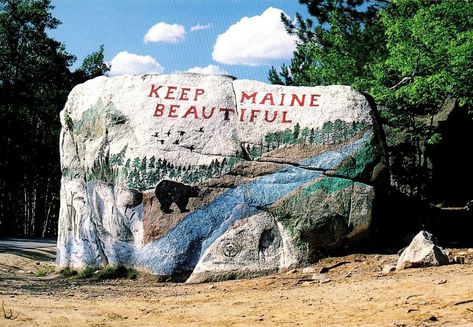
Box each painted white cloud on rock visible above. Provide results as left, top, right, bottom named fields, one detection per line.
left=187, top=64, right=228, bottom=75
left=144, top=22, right=185, bottom=43
left=109, top=51, right=164, bottom=76
left=212, top=7, right=297, bottom=66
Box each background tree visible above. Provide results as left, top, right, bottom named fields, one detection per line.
left=271, top=0, right=473, bottom=203
left=72, top=45, right=110, bottom=84
left=371, top=0, right=473, bottom=200
left=0, top=0, right=108, bottom=236
left=269, top=0, right=388, bottom=87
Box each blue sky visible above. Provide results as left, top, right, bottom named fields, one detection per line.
left=49, top=0, right=308, bottom=82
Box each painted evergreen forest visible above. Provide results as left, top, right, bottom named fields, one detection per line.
left=83, top=120, right=368, bottom=190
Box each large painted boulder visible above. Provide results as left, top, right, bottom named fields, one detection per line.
left=57, top=73, right=387, bottom=282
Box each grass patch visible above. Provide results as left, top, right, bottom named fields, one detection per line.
left=94, top=265, right=137, bottom=280
left=35, top=266, right=55, bottom=277
left=77, top=266, right=97, bottom=278
left=59, top=267, right=78, bottom=278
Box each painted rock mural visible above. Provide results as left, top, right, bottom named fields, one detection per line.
left=57, top=73, right=387, bottom=282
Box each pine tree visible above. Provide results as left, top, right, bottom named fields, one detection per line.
left=293, top=123, right=301, bottom=142
left=270, top=0, right=473, bottom=200
left=0, top=0, right=72, bottom=235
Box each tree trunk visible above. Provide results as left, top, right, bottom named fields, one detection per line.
left=42, top=202, right=52, bottom=238
left=23, top=186, right=28, bottom=235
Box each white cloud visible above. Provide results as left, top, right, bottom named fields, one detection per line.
left=212, top=7, right=297, bottom=66
left=109, top=51, right=164, bottom=76
left=190, top=23, right=212, bottom=32
left=186, top=64, right=228, bottom=75
left=144, top=22, right=185, bottom=43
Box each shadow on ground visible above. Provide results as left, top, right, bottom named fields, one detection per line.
left=0, top=238, right=56, bottom=261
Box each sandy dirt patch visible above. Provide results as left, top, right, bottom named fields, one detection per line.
left=1, top=247, right=473, bottom=326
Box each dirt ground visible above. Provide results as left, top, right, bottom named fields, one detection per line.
left=1, top=246, right=473, bottom=327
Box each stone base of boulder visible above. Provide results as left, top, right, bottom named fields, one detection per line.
left=187, top=213, right=300, bottom=283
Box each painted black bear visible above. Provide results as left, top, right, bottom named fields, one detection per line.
left=155, top=180, right=200, bottom=214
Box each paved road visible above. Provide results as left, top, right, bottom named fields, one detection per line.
left=0, top=238, right=56, bottom=260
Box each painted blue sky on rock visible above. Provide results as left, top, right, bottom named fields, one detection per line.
left=49, top=0, right=307, bottom=82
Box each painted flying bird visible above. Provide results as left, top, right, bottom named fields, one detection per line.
left=158, top=139, right=165, bottom=144
left=197, top=127, right=204, bottom=133
left=180, top=144, right=195, bottom=152
left=178, top=130, right=185, bottom=136
left=152, top=132, right=159, bottom=137
left=173, top=139, right=180, bottom=145
left=166, top=130, right=172, bottom=137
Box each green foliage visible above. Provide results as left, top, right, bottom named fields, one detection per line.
left=335, top=138, right=378, bottom=180
left=303, top=177, right=353, bottom=195
left=0, top=0, right=75, bottom=236
left=109, top=120, right=365, bottom=190
left=0, top=0, right=110, bottom=236
left=77, top=266, right=96, bottom=278
left=371, top=0, right=473, bottom=196
left=71, top=44, right=110, bottom=84
left=72, top=100, right=126, bottom=138
left=269, top=0, right=387, bottom=88
left=227, top=156, right=243, bottom=170
left=372, top=0, right=473, bottom=109
left=61, top=167, right=83, bottom=179
left=35, top=265, right=55, bottom=277
left=114, top=154, right=235, bottom=190
left=59, top=267, right=78, bottom=278
left=297, top=0, right=385, bottom=26
left=271, top=176, right=353, bottom=250
left=271, top=0, right=473, bottom=199
left=93, top=265, right=137, bottom=280
left=88, top=156, right=117, bottom=184
left=110, top=145, right=127, bottom=166
left=264, top=119, right=367, bottom=149
left=127, top=268, right=138, bottom=280
left=64, top=113, right=74, bottom=131
left=77, top=103, right=131, bottom=185
left=426, top=133, right=443, bottom=146
left=109, top=121, right=367, bottom=189
left=59, top=265, right=137, bottom=280
left=78, top=45, right=110, bottom=80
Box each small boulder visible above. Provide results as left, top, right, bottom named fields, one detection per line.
left=382, top=264, right=396, bottom=275
left=396, top=231, right=449, bottom=270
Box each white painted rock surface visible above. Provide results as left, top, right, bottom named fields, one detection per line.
left=57, top=73, right=387, bottom=282
left=396, top=231, right=450, bottom=270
